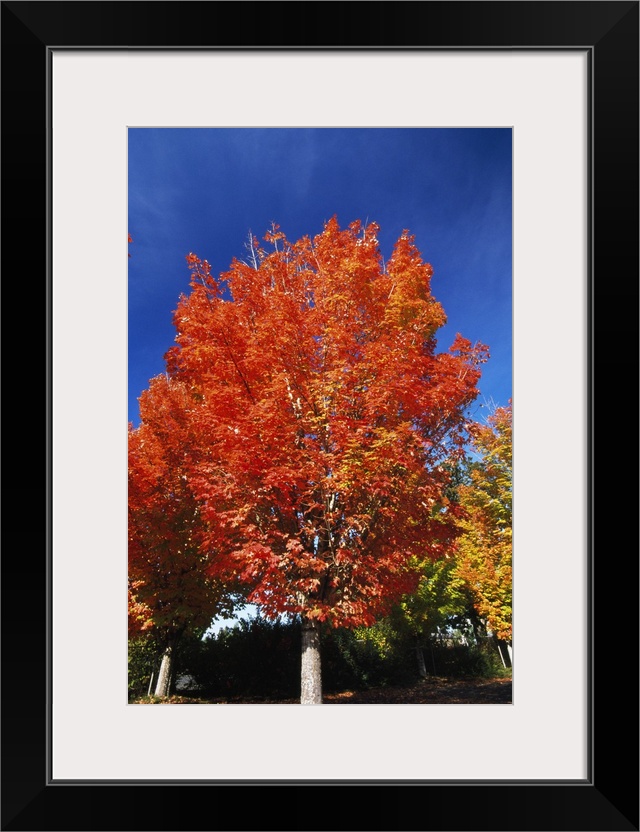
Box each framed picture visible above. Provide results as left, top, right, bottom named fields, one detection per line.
left=3, top=1, right=637, bottom=830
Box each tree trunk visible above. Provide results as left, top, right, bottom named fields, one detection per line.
left=300, top=619, right=322, bottom=704
left=493, top=635, right=509, bottom=669
left=498, top=638, right=512, bottom=668
left=154, top=636, right=178, bottom=698
left=416, top=642, right=427, bottom=678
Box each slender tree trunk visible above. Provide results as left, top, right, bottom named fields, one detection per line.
left=493, top=635, right=507, bottom=669
left=154, top=636, right=179, bottom=698
left=497, top=638, right=512, bottom=668
left=416, top=641, right=427, bottom=678
left=300, top=619, right=322, bottom=704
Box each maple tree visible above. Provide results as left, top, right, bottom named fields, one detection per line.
left=128, top=374, right=235, bottom=697
left=453, top=402, right=512, bottom=645
left=160, top=217, right=488, bottom=703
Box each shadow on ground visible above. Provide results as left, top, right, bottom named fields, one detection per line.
left=134, top=676, right=512, bottom=705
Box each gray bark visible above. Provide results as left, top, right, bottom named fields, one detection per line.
left=497, top=638, right=512, bottom=668
left=154, top=638, right=177, bottom=698
left=300, top=619, right=322, bottom=704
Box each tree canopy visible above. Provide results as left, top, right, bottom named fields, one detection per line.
left=128, top=374, right=234, bottom=644
left=164, top=218, right=488, bottom=626
left=454, top=402, right=512, bottom=642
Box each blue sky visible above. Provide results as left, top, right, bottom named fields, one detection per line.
left=128, top=128, right=512, bottom=428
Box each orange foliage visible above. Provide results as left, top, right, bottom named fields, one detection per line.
left=454, top=403, right=512, bottom=640
left=157, top=218, right=489, bottom=629
left=128, top=375, right=233, bottom=641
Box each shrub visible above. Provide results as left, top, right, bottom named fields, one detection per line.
left=182, top=616, right=301, bottom=700
left=128, top=636, right=160, bottom=701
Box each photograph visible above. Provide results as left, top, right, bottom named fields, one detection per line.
left=2, top=0, right=637, bottom=829
left=127, top=127, right=514, bottom=708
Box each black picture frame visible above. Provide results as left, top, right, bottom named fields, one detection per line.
left=2, top=2, right=638, bottom=830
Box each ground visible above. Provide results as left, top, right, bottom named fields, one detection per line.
left=324, top=676, right=511, bottom=704
left=134, top=675, right=512, bottom=705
